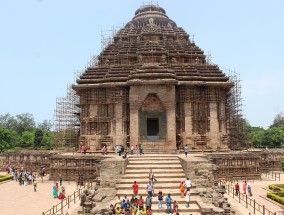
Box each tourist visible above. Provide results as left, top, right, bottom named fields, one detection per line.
left=235, top=182, right=240, bottom=196
left=243, top=181, right=247, bottom=194
left=149, top=169, right=154, bottom=181
left=131, top=145, right=134, bottom=155
left=147, top=180, right=154, bottom=197
left=146, top=207, right=152, bottom=215
left=184, top=144, right=189, bottom=158
left=165, top=193, right=173, bottom=214
left=145, top=194, right=152, bottom=210
left=52, top=183, right=58, bottom=198
left=138, top=196, right=144, bottom=210
left=135, top=145, right=139, bottom=156
left=173, top=200, right=179, bottom=212
left=247, top=184, right=252, bottom=196
left=120, top=199, right=126, bottom=212
left=179, top=181, right=185, bottom=197
left=184, top=177, right=192, bottom=192
left=59, top=175, right=63, bottom=186
left=58, top=192, right=65, bottom=200
left=34, top=179, right=37, bottom=192
left=157, top=190, right=163, bottom=209
left=185, top=190, right=190, bottom=208
left=125, top=199, right=131, bottom=213
left=139, top=144, right=144, bottom=155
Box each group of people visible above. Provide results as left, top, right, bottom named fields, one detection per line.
left=6, top=165, right=38, bottom=191
left=52, top=177, right=66, bottom=200
left=235, top=181, right=252, bottom=196
left=130, top=145, right=144, bottom=156
left=111, top=169, right=192, bottom=214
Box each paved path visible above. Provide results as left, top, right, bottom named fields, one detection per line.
left=0, top=174, right=77, bottom=215
left=226, top=174, right=284, bottom=215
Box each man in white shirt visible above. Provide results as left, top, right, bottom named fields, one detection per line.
left=184, top=177, right=192, bottom=191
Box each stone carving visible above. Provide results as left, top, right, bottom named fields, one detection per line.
left=161, top=54, right=167, bottom=64
left=104, top=59, right=110, bottom=66
left=149, top=18, right=154, bottom=24
left=138, top=54, right=144, bottom=63
left=171, top=57, right=177, bottom=64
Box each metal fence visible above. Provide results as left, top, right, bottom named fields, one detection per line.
left=42, top=188, right=83, bottom=215
left=226, top=185, right=277, bottom=215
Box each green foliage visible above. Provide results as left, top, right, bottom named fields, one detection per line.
left=0, top=128, right=19, bottom=152
left=20, top=130, right=35, bottom=147
left=0, top=113, right=55, bottom=151
left=267, top=192, right=284, bottom=205
left=0, top=175, right=13, bottom=182
left=34, top=129, right=44, bottom=148
left=270, top=112, right=284, bottom=128
left=244, top=114, right=284, bottom=148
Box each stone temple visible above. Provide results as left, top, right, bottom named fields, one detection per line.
left=73, top=4, right=238, bottom=152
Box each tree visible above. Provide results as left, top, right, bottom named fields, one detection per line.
left=0, top=113, right=17, bottom=129
left=20, top=130, right=35, bottom=147
left=270, top=112, right=284, bottom=128
left=14, top=113, right=36, bottom=134
left=42, top=132, right=55, bottom=149
left=0, top=128, right=19, bottom=152
left=34, top=129, right=44, bottom=148
left=38, top=120, right=53, bottom=132
left=263, top=126, right=284, bottom=147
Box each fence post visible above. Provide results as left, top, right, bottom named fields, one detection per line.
left=262, top=205, right=265, bottom=215
left=68, top=196, right=70, bottom=208
left=53, top=205, right=55, bottom=214
left=246, top=195, right=248, bottom=208
left=239, top=192, right=241, bottom=203
left=254, top=199, right=255, bottom=214
left=274, top=173, right=276, bottom=181
left=74, top=191, right=76, bottom=203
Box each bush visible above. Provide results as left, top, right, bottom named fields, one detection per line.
left=0, top=175, right=13, bottom=182
left=267, top=192, right=284, bottom=205
left=268, top=184, right=284, bottom=192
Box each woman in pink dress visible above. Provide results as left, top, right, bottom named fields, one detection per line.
left=243, top=181, right=247, bottom=194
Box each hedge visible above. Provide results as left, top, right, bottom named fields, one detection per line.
left=268, top=184, right=284, bottom=192
left=0, top=175, right=13, bottom=182
left=267, top=192, right=284, bottom=205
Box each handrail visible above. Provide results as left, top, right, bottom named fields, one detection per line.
left=42, top=187, right=83, bottom=215
left=226, top=184, right=277, bottom=215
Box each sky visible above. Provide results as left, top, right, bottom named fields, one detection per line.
left=0, top=0, right=283, bottom=129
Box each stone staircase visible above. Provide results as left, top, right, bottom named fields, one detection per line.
left=141, top=142, right=177, bottom=154
left=116, top=154, right=201, bottom=214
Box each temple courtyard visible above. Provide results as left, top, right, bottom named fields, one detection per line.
left=1, top=153, right=284, bottom=215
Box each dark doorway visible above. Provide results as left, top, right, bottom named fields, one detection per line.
left=147, top=118, right=159, bottom=136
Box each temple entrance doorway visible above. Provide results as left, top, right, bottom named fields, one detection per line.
left=147, top=118, right=159, bottom=139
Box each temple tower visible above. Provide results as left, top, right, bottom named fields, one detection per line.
left=73, top=4, right=235, bottom=152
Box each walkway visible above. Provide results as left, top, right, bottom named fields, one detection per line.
left=0, top=173, right=77, bottom=215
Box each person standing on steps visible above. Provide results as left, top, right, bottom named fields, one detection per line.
left=157, top=190, right=163, bottom=209
left=184, top=144, right=189, bottom=158
left=145, top=194, right=152, bottom=210
left=235, top=182, right=240, bottom=196
left=185, top=190, right=190, bottom=208
left=59, top=175, right=62, bottom=186
left=132, top=181, right=139, bottom=198
left=147, top=180, right=154, bottom=197
left=184, top=177, right=192, bottom=192
left=180, top=181, right=185, bottom=197
left=165, top=193, right=173, bottom=214
left=243, top=180, right=247, bottom=194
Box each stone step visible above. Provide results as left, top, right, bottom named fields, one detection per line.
left=119, top=178, right=185, bottom=184
left=151, top=203, right=200, bottom=213
left=129, top=155, right=179, bottom=158
left=128, top=160, right=181, bottom=164
left=122, top=173, right=186, bottom=178
left=128, top=156, right=179, bottom=161
left=125, top=169, right=184, bottom=174
left=116, top=183, right=183, bottom=189
left=126, top=164, right=182, bottom=169
left=116, top=189, right=199, bottom=196
left=154, top=213, right=200, bottom=215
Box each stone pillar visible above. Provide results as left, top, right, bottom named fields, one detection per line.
left=166, top=104, right=176, bottom=144
left=209, top=102, right=219, bottom=149
left=115, top=103, right=124, bottom=146
left=184, top=102, right=193, bottom=148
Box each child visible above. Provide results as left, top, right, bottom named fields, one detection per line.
left=173, top=200, right=178, bottom=212
left=158, top=190, right=163, bottom=209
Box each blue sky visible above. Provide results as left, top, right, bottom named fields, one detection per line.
left=0, top=0, right=283, bottom=128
